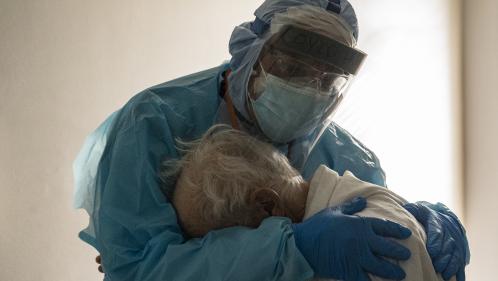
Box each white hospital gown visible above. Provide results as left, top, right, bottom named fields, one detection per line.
left=305, top=165, right=452, bottom=281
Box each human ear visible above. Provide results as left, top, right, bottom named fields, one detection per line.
left=250, top=188, right=280, bottom=216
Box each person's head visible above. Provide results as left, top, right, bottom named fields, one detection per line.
left=163, top=125, right=309, bottom=238
left=228, top=1, right=366, bottom=145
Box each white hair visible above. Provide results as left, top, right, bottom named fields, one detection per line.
left=161, top=125, right=305, bottom=237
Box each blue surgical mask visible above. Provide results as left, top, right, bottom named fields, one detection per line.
left=250, top=74, right=337, bottom=144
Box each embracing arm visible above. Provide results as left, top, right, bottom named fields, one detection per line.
left=98, top=216, right=313, bottom=281
left=97, top=194, right=411, bottom=281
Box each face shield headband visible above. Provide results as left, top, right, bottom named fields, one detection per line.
left=269, top=24, right=366, bottom=76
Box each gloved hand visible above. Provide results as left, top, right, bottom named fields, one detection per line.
left=292, top=197, right=412, bottom=281
left=404, top=201, right=470, bottom=281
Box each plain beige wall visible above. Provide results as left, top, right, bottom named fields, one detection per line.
left=463, top=0, right=498, bottom=280
left=0, top=1, right=262, bottom=280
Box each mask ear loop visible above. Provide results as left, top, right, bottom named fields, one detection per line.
left=222, top=70, right=241, bottom=130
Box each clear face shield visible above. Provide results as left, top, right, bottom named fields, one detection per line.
left=247, top=20, right=367, bottom=145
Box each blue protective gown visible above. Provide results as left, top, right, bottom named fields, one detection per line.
left=74, top=63, right=386, bottom=280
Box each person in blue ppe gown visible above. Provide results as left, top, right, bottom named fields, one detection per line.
left=73, top=1, right=470, bottom=280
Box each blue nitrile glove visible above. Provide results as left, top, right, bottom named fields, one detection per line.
left=292, top=197, right=412, bottom=281
left=404, top=201, right=470, bottom=281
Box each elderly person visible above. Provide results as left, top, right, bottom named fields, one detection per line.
left=168, top=124, right=454, bottom=281
left=74, top=1, right=469, bottom=280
